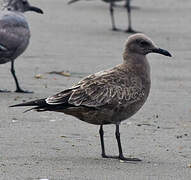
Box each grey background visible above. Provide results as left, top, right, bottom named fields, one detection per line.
left=0, top=0, right=191, bottom=179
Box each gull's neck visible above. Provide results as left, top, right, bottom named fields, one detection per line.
left=123, top=52, right=151, bottom=81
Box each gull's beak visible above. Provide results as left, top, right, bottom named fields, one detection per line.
left=29, top=6, right=43, bottom=14
left=152, top=48, right=172, bottom=57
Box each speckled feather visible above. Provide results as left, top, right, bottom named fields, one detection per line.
left=47, top=64, right=146, bottom=108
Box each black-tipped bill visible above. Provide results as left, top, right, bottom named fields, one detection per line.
left=152, top=48, right=172, bottom=57
left=29, top=6, right=43, bottom=14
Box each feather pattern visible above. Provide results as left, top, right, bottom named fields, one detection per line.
left=46, top=64, right=147, bottom=109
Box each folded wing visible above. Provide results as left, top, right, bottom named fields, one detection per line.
left=46, top=68, right=145, bottom=108
left=0, top=12, right=30, bottom=63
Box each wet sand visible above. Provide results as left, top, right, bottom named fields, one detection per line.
left=0, top=0, right=191, bottom=179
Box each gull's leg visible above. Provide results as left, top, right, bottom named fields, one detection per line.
left=109, top=1, right=118, bottom=31
left=11, top=60, right=33, bottom=93
left=125, top=0, right=137, bottom=33
left=99, top=124, right=141, bottom=161
left=99, top=125, right=107, bottom=157
left=124, top=0, right=140, bottom=10
left=115, top=124, right=141, bottom=161
left=99, top=125, right=117, bottom=159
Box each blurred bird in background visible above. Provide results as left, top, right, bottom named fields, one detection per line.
left=68, top=0, right=136, bottom=33
left=0, top=0, right=43, bottom=93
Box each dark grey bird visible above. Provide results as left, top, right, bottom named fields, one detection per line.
left=68, top=0, right=136, bottom=33
left=0, top=0, right=43, bottom=93
left=11, top=34, right=172, bottom=161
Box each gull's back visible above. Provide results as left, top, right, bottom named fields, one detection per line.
left=0, top=5, right=30, bottom=64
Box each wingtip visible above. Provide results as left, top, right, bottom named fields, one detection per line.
left=9, top=103, right=26, bottom=108
left=10, top=98, right=47, bottom=109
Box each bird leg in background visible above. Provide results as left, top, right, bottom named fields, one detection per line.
left=11, top=60, right=32, bottom=93
left=123, top=0, right=140, bottom=9
left=125, top=0, right=136, bottom=33
left=109, top=1, right=118, bottom=31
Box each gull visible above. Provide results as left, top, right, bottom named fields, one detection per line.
left=11, top=34, right=172, bottom=161
left=0, top=0, right=43, bottom=93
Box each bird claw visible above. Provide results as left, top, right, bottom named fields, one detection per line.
left=0, top=89, right=11, bottom=93
left=112, top=28, right=138, bottom=34
left=0, top=89, right=33, bottom=93
left=102, top=154, right=141, bottom=162
left=15, top=89, right=33, bottom=93
left=111, top=28, right=125, bottom=32
left=118, top=155, right=142, bottom=162
left=112, top=27, right=120, bottom=31
left=125, top=28, right=138, bottom=34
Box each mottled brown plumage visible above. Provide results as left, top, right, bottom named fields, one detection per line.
left=45, top=63, right=149, bottom=125
left=11, top=33, right=172, bottom=161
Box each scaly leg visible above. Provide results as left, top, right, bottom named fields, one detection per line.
left=115, top=124, right=141, bottom=161
left=99, top=125, right=107, bottom=157
left=125, top=0, right=137, bottom=33
left=11, top=60, right=33, bottom=93
left=99, top=124, right=141, bottom=161
left=109, top=1, right=118, bottom=31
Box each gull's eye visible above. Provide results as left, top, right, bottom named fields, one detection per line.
left=140, top=41, right=150, bottom=47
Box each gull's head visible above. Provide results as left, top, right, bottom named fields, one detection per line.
left=124, top=33, right=171, bottom=57
left=4, top=0, right=43, bottom=14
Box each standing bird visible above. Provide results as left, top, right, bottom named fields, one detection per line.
left=68, top=0, right=136, bottom=33
left=0, top=0, right=43, bottom=93
left=11, top=34, right=172, bottom=161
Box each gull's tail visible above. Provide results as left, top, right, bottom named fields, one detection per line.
left=10, top=99, right=46, bottom=107
left=10, top=99, right=49, bottom=112
left=10, top=97, right=72, bottom=113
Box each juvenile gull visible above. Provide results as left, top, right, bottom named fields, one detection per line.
left=68, top=0, right=136, bottom=33
left=11, top=34, right=171, bottom=161
left=0, top=0, right=43, bottom=93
